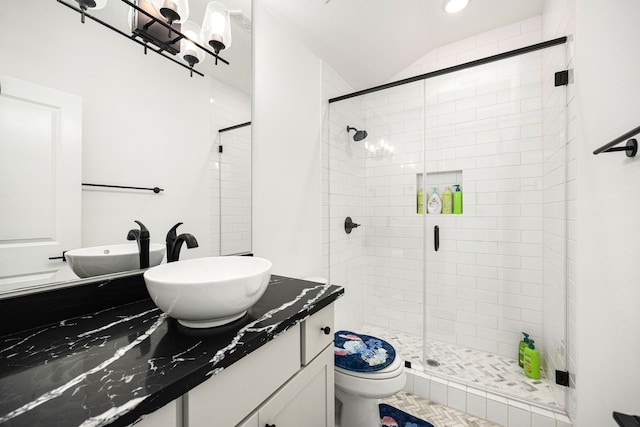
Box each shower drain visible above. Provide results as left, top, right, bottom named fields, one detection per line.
left=426, top=359, right=440, bottom=367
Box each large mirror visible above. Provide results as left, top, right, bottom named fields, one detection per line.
left=0, top=0, right=252, bottom=296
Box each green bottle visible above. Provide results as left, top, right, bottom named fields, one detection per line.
left=523, top=340, right=540, bottom=379
left=417, top=188, right=424, bottom=214
left=442, top=186, right=453, bottom=214
left=518, top=332, right=530, bottom=368
left=453, top=184, right=463, bottom=214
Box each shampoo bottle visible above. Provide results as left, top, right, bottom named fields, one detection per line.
left=453, top=184, right=463, bottom=214
left=417, top=188, right=424, bottom=214
left=427, top=187, right=442, bottom=214
left=523, top=340, right=540, bottom=379
left=518, top=332, right=530, bottom=368
left=442, top=186, right=453, bottom=214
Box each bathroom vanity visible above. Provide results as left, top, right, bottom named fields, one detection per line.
left=0, top=275, right=343, bottom=427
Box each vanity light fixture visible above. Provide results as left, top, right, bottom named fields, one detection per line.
left=443, top=0, right=470, bottom=14
left=58, top=0, right=232, bottom=77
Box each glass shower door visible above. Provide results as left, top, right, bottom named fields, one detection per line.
left=421, top=45, right=568, bottom=408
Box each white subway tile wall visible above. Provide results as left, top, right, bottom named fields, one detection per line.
left=209, top=78, right=251, bottom=256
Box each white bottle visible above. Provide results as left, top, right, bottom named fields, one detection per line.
left=427, top=187, right=442, bottom=214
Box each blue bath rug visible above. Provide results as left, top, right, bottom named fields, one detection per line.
left=334, top=330, right=396, bottom=372
left=379, top=404, right=434, bottom=427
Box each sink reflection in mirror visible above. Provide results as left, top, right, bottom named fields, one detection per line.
left=143, top=256, right=272, bottom=328
left=64, top=243, right=165, bottom=278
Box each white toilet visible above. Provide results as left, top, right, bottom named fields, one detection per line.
left=334, top=334, right=406, bottom=427
left=300, top=277, right=406, bottom=427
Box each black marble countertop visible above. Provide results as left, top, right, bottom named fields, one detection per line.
left=0, top=275, right=343, bottom=427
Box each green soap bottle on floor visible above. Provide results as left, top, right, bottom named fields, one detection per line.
left=453, top=184, right=463, bottom=214
left=523, top=340, right=540, bottom=379
left=518, top=332, right=530, bottom=368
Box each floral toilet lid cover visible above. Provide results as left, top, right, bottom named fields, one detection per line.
left=334, top=330, right=396, bottom=372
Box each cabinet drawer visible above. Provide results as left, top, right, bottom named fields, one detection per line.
left=187, top=324, right=300, bottom=427
left=301, top=304, right=334, bottom=365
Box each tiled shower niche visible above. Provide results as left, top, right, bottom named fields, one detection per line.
left=419, top=170, right=464, bottom=215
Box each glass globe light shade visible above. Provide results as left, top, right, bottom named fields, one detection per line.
left=202, top=1, right=232, bottom=55
left=180, top=21, right=205, bottom=67
left=150, top=0, right=189, bottom=24
left=76, top=0, right=108, bottom=10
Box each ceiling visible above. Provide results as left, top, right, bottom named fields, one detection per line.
left=260, top=0, right=546, bottom=91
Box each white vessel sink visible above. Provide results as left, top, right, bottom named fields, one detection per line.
left=143, top=256, right=272, bottom=328
left=65, top=243, right=165, bottom=278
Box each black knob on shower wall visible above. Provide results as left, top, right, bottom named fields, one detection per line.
left=434, top=225, right=440, bottom=252
left=344, top=217, right=361, bottom=234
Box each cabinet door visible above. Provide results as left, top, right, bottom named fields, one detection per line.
left=188, top=325, right=300, bottom=427
left=133, top=399, right=179, bottom=427
left=236, top=412, right=259, bottom=427
left=258, top=345, right=334, bottom=427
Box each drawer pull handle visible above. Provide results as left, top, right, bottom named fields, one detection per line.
left=266, top=424, right=276, bottom=427
left=321, top=326, right=331, bottom=335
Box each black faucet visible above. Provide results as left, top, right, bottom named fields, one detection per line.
left=166, top=222, right=199, bottom=263
left=127, top=220, right=150, bottom=269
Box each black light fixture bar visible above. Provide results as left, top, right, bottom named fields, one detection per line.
left=57, top=0, right=229, bottom=78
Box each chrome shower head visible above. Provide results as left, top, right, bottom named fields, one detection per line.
left=347, top=126, right=368, bottom=142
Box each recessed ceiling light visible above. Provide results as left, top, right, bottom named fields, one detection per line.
left=443, top=0, right=470, bottom=14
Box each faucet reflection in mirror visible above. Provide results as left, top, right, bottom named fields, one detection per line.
left=64, top=0, right=235, bottom=77
left=127, top=220, right=151, bottom=268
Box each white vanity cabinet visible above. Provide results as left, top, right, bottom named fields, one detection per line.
left=134, top=399, right=181, bottom=427
left=188, top=304, right=335, bottom=427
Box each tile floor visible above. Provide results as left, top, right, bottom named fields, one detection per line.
left=360, top=324, right=562, bottom=408
left=382, top=390, right=501, bottom=427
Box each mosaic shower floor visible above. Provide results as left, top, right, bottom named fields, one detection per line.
left=360, top=324, right=561, bottom=409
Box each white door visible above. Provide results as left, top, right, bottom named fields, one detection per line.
left=0, top=75, right=82, bottom=292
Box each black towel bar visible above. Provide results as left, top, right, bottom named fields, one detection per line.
left=82, top=183, right=164, bottom=193
left=593, top=125, right=640, bottom=157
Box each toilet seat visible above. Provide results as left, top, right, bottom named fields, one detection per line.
left=335, top=355, right=404, bottom=380
left=333, top=332, right=406, bottom=427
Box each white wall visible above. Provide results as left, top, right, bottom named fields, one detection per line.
left=0, top=0, right=219, bottom=261
left=574, top=0, right=640, bottom=425
left=253, top=1, right=323, bottom=277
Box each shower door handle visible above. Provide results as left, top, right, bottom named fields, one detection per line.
left=434, top=225, right=439, bottom=252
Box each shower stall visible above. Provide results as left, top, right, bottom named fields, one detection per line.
left=326, top=39, right=569, bottom=410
